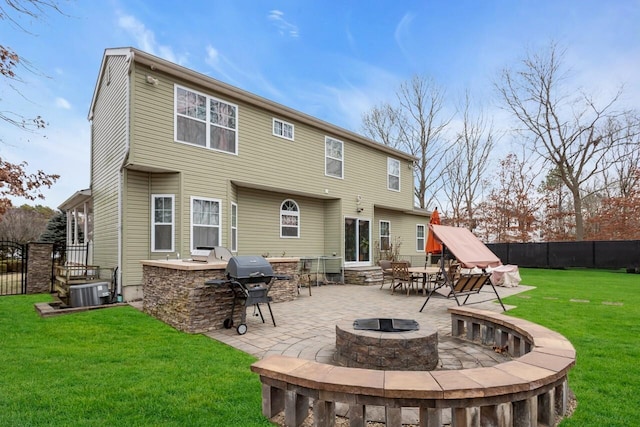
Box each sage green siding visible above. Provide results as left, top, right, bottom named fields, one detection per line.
left=127, top=65, right=414, bottom=217
left=237, top=188, right=325, bottom=257
left=89, top=48, right=428, bottom=298
left=121, top=170, right=149, bottom=298
left=90, top=54, right=129, bottom=273
left=374, top=208, right=429, bottom=263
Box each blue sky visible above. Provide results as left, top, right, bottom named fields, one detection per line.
left=1, top=0, right=639, bottom=209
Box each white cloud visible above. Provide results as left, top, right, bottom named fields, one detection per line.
left=55, top=97, right=71, bottom=110
left=117, top=13, right=186, bottom=65
left=296, top=59, right=402, bottom=133
left=267, top=10, right=299, bottom=38
left=202, top=44, right=283, bottom=101
left=394, top=12, right=415, bottom=63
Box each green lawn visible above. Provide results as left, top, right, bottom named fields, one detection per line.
left=503, top=268, right=640, bottom=426
left=0, top=295, right=271, bottom=427
left=1, top=269, right=638, bottom=426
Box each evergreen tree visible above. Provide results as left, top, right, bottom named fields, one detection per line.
left=39, top=211, right=67, bottom=245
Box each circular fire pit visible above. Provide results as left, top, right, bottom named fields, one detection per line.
left=335, top=318, right=438, bottom=371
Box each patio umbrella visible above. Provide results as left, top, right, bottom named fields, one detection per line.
left=425, top=207, right=442, bottom=266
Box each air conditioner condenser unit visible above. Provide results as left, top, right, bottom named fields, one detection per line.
left=69, top=282, right=111, bottom=307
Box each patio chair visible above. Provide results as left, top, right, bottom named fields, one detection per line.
left=378, top=259, right=394, bottom=290
left=419, top=266, right=506, bottom=311
left=391, top=261, right=419, bottom=295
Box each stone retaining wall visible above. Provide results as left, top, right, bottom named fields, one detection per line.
left=343, top=267, right=383, bottom=286
left=251, top=307, right=576, bottom=427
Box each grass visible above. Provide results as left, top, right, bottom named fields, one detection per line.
left=1, top=269, right=638, bottom=426
left=0, top=294, right=271, bottom=427
left=503, top=268, right=640, bottom=426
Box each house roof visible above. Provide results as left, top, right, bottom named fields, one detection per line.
left=58, top=188, right=91, bottom=211
left=374, top=203, right=431, bottom=217
left=88, top=47, right=415, bottom=162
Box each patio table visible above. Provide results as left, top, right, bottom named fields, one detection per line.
left=408, top=266, right=442, bottom=293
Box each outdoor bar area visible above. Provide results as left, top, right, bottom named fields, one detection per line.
left=140, top=256, right=299, bottom=334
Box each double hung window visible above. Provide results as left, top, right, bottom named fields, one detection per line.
left=379, top=221, right=391, bottom=251
left=231, top=203, right=238, bottom=252
left=416, top=224, right=425, bottom=252
left=152, top=195, right=174, bottom=252
left=191, top=197, right=221, bottom=250
left=388, top=158, right=400, bottom=191
left=175, top=86, right=238, bottom=154
left=325, top=137, right=343, bottom=178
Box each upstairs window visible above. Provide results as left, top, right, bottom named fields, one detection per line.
left=325, top=136, right=343, bottom=179
left=387, top=157, right=400, bottom=191
left=152, top=195, right=174, bottom=252
left=280, top=199, right=300, bottom=238
left=273, top=118, right=294, bottom=140
left=416, top=224, right=425, bottom=252
left=191, top=197, right=221, bottom=251
left=175, top=86, right=238, bottom=154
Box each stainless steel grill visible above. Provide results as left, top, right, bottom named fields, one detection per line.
left=206, top=256, right=289, bottom=335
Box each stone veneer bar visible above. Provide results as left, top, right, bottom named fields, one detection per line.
left=140, top=257, right=299, bottom=333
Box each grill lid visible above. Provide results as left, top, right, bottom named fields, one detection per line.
left=226, top=255, right=274, bottom=281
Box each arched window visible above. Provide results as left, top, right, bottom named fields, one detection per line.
left=280, top=199, right=300, bottom=238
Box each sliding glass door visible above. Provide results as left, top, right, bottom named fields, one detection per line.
left=344, top=217, right=370, bottom=266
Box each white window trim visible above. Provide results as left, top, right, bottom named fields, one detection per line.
left=416, top=224, right=426, bottom=252
left=190, top=196, right=222, bottom=251
left=272, top=118, right=294, bottom=141
left=174, top=84, right=239, bottom=155
left=231, top=202, right=238, bottom=253
left=387, top=157, right=401, bottom=192
left=325, top=136, right=344, bottom=179
left=379, top=220, right=391, bottom=251
left=151, top=194, right=174, bottom=252
left=280, top=199, right=300, bottom=239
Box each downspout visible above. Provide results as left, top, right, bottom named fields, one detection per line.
left=116, top=49, right=134, bottom=301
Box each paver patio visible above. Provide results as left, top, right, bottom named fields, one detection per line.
left=204, top=282, right=533, bottom=369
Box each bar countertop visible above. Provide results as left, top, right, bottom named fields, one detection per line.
left=140, top=257, right=300, bottom=271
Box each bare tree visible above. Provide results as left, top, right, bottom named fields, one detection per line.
left=495, top=42, right=638, bottom=240
left=0, top=0, right=64, bottom=215
left=442, top=91, right=494, bottom=230
left=537, top=169, right=575, bottom=241
left=1, top=0, right=64, bottom=131
left=478, top=151, right=542, bottom=242
left=0, top=205, right=54, bottom=243
left=362, top=75, right=451, bottom=208
left=602, top=113, right=640, bottom=198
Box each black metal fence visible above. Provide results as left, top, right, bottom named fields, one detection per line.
left=0, top=240, right=27, bottom=295
left=487, top=240, right=640, bottom=270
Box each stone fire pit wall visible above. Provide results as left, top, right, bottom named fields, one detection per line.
left=141, top=257, right=299, bottom=334
left=335, top=320, right=439, bottom=371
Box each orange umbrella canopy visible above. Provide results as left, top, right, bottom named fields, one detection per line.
left=425, top=208, right=442, bottom=254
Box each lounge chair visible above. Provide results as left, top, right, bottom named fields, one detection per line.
left=419, top=265, right=506, bottom=311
